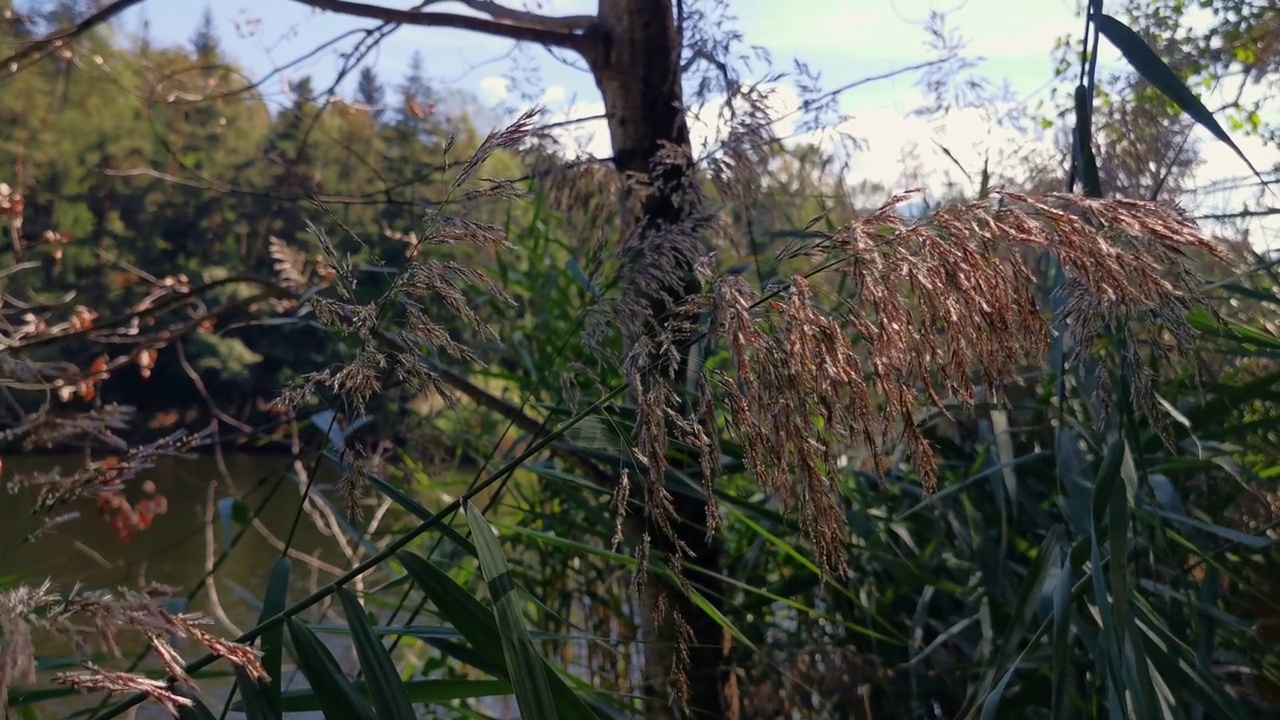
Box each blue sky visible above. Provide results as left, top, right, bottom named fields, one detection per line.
left=127, top=0, right=1081, bottom=105
left=116, top=0, right=1278, bottom=248
left=114, top=1, right=1090, bottom=186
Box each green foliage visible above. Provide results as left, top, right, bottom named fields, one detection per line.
left=0, top=15, right=528, bottom=433
left=465, top=501, right=559, bottom=720
left=1091, top=10, right=1269, bottom=186
left=285, top=617, right=378, bottom=720
left=3, top=5, right=1278, bottom=720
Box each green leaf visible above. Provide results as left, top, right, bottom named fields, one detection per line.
left=364, top=473, right=478, bottom=558
left=1050, top=551, right=1074, bottom=719
left=980, top=618, right=1050, bottom=720
left=285, top=618, right=377, bottom=720
left=1092, top=12, right=1272, bottom=190
left=262, top=557, right=292, bottom=714
left=465, top=502, right=558, bottom=720
left=565, top=256, right=601, bottom=299
left=259, top=678, right=513, bottom=713
left=396, top=551, right=600, bottom=720
left=233, top=666, right=278, bottom=720
left=308, top=623, right=579, bottom=643
left=1133, top=599, right=1247, bottom=719
left=174, top=689, right=217, bottom=720
left=235, top=556, right=291, bottom=720
left=336, top=587, right=417, bottom=720
left=1151, top=508, right=1274, bottom=548
left=396, top=551, right=507, bottom=668
left=1115, top=443, right=1155, bottom=720
left=1073, top=84, right=1103, bottom=197
left=504, top=517, right=891, bottom=645
left=563, top=415, right=620, bottom=451
left=974, top=526, right=1063, bottom=715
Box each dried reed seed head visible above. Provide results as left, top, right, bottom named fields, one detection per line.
left=268, top=235, right=311, bottom=290
left=415, top=213, right=514, bottom=254
left=643, top=190, right=1228, bottom=577
left=279, top=113, right=539, bottom=424
left=0, top=581, right=57, bottom=708
left=615, top=219, right=715, bottom=358
left=329, top=349, right=387, bottom=414
left=2, top=581, right=264, bottom=713
left=2, top=403, right=137, bottom=455
left=393, top=353, right=456, bottom=407
left=610, top=467, right=632, bottom=553
left=451, top=106, right=543, bottom=191
left=537, top=160, right=625, bottom=219
left=339, top=464, right=366, bottom=518
left=6, top=427, right=206, bottom=514
left=703, top=84, right=783, bottom=208
left=54, top=665, right=195, bottom=716
left=456, top=177, right=530, bottom=204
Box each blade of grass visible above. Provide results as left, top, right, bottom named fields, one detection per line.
left=238, top=679, right=514, bottom=714
left=1050, top=550, right=1075, bottom=719
left=285, top=618, right=376, bottom=720
left=465, top=501, right=557, bottom=720
left=175, top=690, right=217, bottom=720
left=397, top=550, right=601, bottom=719
left=359, top=469, right=478, bottom=558
left=235, top=556, right=291, bottom=720
left=1091, top=12, right=1272, bottom=191
left=336, top=587, right=417, bottom=720
left=396, top=551, right=506, bottom=667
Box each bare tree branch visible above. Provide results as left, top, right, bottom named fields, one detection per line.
left=449, top=0, right=594, bottom=31
left=292, top=0, right=596, bottom=52
left=1195, top=207, right=1280, bottom=220
left=1, top=0, right=146, bottom=76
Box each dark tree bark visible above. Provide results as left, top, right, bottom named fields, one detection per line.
left=580, top=4, right=728, bottom=717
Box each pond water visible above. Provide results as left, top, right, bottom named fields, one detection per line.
left=2, top=453, right=349, bottom=720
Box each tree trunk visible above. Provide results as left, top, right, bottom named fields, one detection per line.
left=584, top=3, right=730, bottom=718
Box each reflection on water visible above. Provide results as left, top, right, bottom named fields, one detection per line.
left=2, top=454, right=347, bottom=719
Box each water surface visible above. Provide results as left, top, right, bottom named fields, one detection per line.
left=2, top=453, right=347, bottom=719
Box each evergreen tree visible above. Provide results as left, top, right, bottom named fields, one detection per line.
left=290, top=75, right=316, bottom=106
left=190, top=7, right=219, bottom=61
left=397, top=51, right=434, bottom=129
left=355, top=66, right=385, bottom=122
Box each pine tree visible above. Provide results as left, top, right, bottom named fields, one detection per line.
left=355, top=66, right=385, bottom=122
left=398, top=51, right=434, bottom=128
left=190, top=7, right=219, bottom=60
left=291, top=75, right=316, bottom=106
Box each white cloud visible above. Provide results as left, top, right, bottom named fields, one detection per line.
left=540, top=85, right=567, bottom=104
left=687, top=83, right=804, bottom=156
left=540, top=98, right=610, bottom=159
left=908, top=0, right=1077, bottom=59
left=478, top=76, right=510, bottom=101
left=739, top=0, right=1077, bottom=63
left=533, top=81, right=810, bottom=164
left=1196, top=131, right=1278, bottom=187
left=533, top=79, right=1042, bottom=198
left=739, top=7, right=900, bottom=54
left=1191, top=132, right=1280, bottom=253
left=783, top=99, right=1053, bottom=200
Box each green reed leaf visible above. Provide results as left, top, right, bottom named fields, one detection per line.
left=465, top=501, right=557, bottom=720
left=285, top=618, right=376, bottom=720
left=336, top=587, right=416, bottom=720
